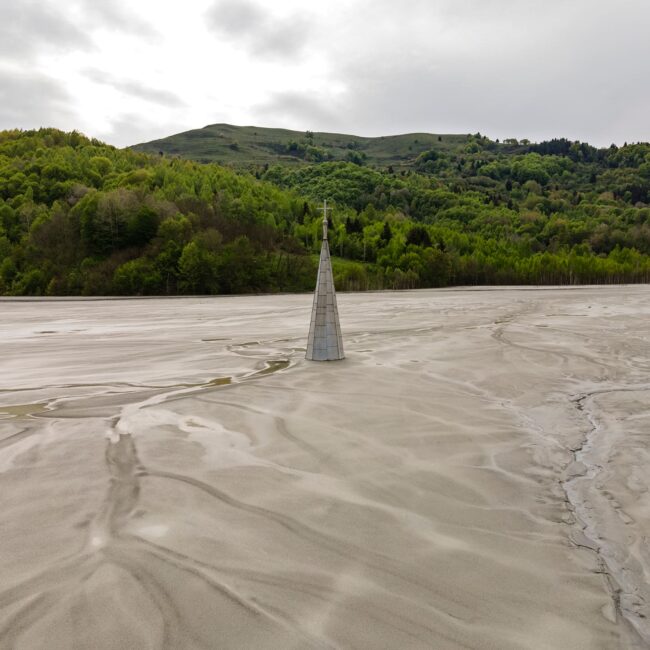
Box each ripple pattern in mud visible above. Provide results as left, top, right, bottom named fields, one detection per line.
left=1, top=288, right=649, bottom=649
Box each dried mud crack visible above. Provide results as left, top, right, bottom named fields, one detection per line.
left=563, top=392, right=649, bottom=649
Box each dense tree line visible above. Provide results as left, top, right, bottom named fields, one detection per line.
left=1, top=128, right=649, bottom=296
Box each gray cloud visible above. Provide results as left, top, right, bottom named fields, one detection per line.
left=80, top=0, right=158, bottom=38
left=112, top=81, right=185, bottom=108
left=0, top=0, right=156, bottom=63
left=2, top=0, right=649, bottom=148
left=273, top=0, right=650, bottom=146
left=84, top=69, right=185, bottom=108
left=254, top=91, right=343, bottom=131
left=0, top=1, right=92, bottom=58
left=205, top=0, right=310, bottom=58
left=0, top=69, right=74, bottom=130
left=207, top=0, right=265, bottom=34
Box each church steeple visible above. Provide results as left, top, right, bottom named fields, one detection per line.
left=306, top=200, right=345, bottom=361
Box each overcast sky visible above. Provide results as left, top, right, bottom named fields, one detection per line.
left=1, top=0, right=649, bottom=147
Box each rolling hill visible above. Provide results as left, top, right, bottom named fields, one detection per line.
left=130, top=123, right=494, bottom=168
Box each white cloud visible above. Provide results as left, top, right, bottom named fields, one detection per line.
left=0, top=0, right=648, bottom=147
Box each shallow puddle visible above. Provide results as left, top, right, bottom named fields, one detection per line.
left=207, top=377, right=232, bottom=386
left=256, top=359, right=290, bottom=375
left=0, top=403, right=48, bottom=418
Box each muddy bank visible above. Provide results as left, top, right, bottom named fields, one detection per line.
left=1, top=287, right=648, bottom=649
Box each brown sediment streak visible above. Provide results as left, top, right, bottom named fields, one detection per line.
left=93, top=429, right=339, bottom=647
left=197, top=397, right=332, bottom=463
left=89, top=433, right=144, bottom=541
left=0, top=426, right=33, bottom=450
left=0, top=593, right=59, bottom=648
left=0, top=429, right=319, bottom=648
left=3, top=289, right=649, bottom=648
left=141, top=467, right=471, bottom=618
left=0, top=557, right=95, bottom=611
left=129, top=522, right=469, bottom=646
left=491, top=306, right=615, bottom=373
left=0, top=334, right=327, bottom=647
left=110, top=542, right=336, bottom=649
left=0, top=355, right=291, bottom=400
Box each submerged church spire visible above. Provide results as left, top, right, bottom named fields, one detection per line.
left=306, top=200, right=344, bottom=361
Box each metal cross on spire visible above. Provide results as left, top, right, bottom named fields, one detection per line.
left=318, top=199, right=332, bottom=241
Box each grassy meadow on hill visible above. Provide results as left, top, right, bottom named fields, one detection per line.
left=131, top=123, right=475, bottom=168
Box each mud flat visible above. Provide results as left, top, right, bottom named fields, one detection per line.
left=1, top=286, right=649, bottom=649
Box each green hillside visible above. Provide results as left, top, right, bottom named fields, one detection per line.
left=1, top=127, right=649, bottom=297
left=131, top=123, right=479, bottom=168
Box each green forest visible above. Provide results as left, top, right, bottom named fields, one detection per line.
left=1, top=127, right=649, bottom=296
